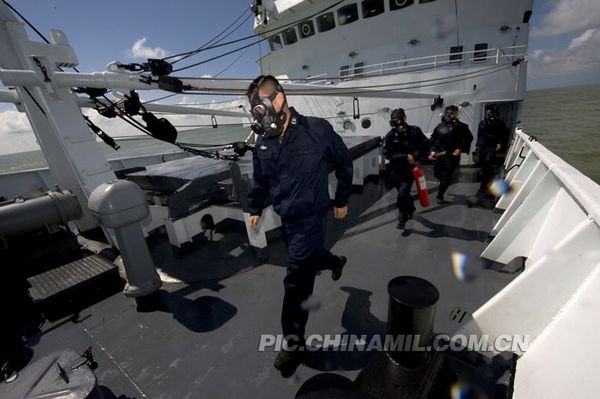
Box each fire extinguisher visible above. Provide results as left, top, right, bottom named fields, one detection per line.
left=412, top=165, right=430, bottom=207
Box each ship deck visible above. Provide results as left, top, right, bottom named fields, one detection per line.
left=21, top=173, right=518, bottom=398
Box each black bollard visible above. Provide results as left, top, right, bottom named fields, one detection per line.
left=386, top=276, right=439, bottom=368
left=356, top=276, right=444, bottom=398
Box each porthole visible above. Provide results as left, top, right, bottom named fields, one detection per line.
left=361, top=118, right=372, bottom=129
left=298, top=20, right=315, bottom=38
left=390, top=0, right=414, bottom=11
left=343, top=120, right=355, bottom=130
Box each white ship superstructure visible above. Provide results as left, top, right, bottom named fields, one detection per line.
left=254, top=0, right=532, bottom=135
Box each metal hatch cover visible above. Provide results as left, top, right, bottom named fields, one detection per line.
left=0, top=349, right=97, bottom=399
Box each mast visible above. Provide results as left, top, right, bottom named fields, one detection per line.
left=0, top=3, right=117, bottom=231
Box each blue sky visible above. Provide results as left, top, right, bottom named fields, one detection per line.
left=0, top=0, right=599, bottom=153
left=2, top=0, right=262, bottom=92
left=3, top=0, right=598, bottom=89
left=527, top=0, right=600, bottom=89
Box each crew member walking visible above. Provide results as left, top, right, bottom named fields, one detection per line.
left=246, top=75, right=353, bottom=374
left=383, top=108, right=429, bottom=230
left=469, top=104, right=509, bottom=205
left=428, top=105, right=473, bottom=204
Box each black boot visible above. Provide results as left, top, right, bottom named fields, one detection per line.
left=331, top=256, right=347, bottom=281
left=274, top=339, right=305, bottom=377
left=396, top=219, right=406, bottom=230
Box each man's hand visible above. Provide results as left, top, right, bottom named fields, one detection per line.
left=407, top=154, right=415, bottom=165
left=452, top=149, right=462, bottom=157
left=249, top=215, right=260, bottom=230
left=428, top=151, right=436, bottom=161
left=333, top=206, right=348, bottom=219
left=496, top=143, right=502, bottom=151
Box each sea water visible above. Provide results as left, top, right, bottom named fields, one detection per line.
left=1, top=84, right=599, bottom=183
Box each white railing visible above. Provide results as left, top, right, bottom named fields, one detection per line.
left=300, top=72, right=329, bottom=85
left=455, top=128, right=600, bottom=397
left=339, top=45, right=528, bottom=80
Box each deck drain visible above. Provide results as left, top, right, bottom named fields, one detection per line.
left=448, top=306, right=469, bottom=324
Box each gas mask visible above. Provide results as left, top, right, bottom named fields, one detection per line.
left=390, top=119, right=407, bottom=134
left=442, top=109, right=459, bottom=124
left=485, top=109, right=496, bottom=122
left=250, top=91, right=287, bottom=138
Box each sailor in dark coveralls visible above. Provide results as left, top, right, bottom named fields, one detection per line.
left=469, top=104, right=510, bottom=205
left=428, top=105, right=473, bottom=204
left=383, top=108, right=429, bottom=230
left=246, top=75, right=353, bottom=374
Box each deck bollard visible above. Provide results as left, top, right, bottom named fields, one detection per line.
left=88, top=180, right=162, bottom=299
left=356, top=276, right=442, bottom=399
left=386, top=275, right=440, bottom=368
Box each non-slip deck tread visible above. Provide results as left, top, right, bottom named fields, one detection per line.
left=27, top=255, right=116, bottom=302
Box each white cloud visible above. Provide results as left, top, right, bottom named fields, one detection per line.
left=0, top=97, right=249, bottom=155
left=0, top=110, right=38, bottom=155
left=128, top=37, right=167, bottom=59
left=0, top=110, right=32, bottom=134
left=529, top=28, right=600, bottom=82
left=533, top=0, right=600, bottom=37
left=568, top=28, right=596, bottom=49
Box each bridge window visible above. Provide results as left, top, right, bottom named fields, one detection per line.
left=268, top=35, right=283, bottom=51
left=338, top=4, right=359, bottom=26
left=390, top=0, right=414, bottom=11
left=419, top=0, right=436, bottom=3
left=449, top=46, right=463, bottom=63
left=298, top=20, right=315, bottom=39
left=354, top=62, right=365, bottom=78
left=474, top=43, right=488, bottom=61
left=282, top=27, right=298, bottom=45
left=523, top=10, right=532, bottom=23
left=362, top=0, right=384, bottom=18
left=340, top=65, right=351, bottom=80
left=317, top=12, right=336, bottom=32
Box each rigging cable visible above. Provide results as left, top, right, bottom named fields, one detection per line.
left=22, top=88, right=47, bottom=117
left=3, top=1, right=51, bottom=118
left=212, top=48, right=250, bottom=78
left=142, top=93, right=178, bottom=104
left=2, top=0, right=49, bottom=44
left=83, top=115, right=120, bottom=150
left=170, top=9, right=253, bottom=65
left=1, top=1, right=81, bottom=73
left=2, top=0, right=241, bottom=160
left=167, top=1, right=344, bottom=68
left=173, top=36, right=266, bottom=73
left=93, top=96, right=240, bottom=160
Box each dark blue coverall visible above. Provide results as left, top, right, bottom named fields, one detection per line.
left=248, top=108, right=353, bottom=342
left=383, top=125, right=429, bottom=222
left=475, top=118, right=509, bottom=197
left=429, top=121, right=473, bottom=199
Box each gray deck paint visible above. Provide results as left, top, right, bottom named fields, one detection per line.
left=24, top=175, right=517, bottom=398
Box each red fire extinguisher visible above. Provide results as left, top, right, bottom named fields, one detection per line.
left=412, top=165, right=430, bottom=208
